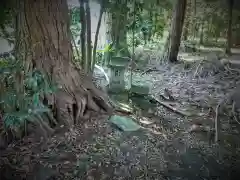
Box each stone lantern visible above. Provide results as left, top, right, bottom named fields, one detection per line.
left=108, top=56, right=130, bottom=92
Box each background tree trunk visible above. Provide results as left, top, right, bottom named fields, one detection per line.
left=85, top=0, right=92, bottom=73
left=191, top=0, right=197, bottom=40
left=166, top=0, right=187, bottom=62
left=91, top=5, right=104, bottom=72
left=182, top=0, right=191, bottom=41
left=79, top=0, right=86, bottom=69
left=104, top=12, right=112, bottom=66
left=148, top=10, right=153, bottom=41
left=225, top=0, right=233, bottom=55
left=18, top=0, right=111, bottom=129
left=111, top=1, right=129, bottom=57
left=199, top=20, right=204, bottom=45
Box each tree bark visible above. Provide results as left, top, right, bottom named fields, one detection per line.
left=104, top=12, right=112, bottom=66
left=166, top=0, right=186, bottom=62
left=191, top=0, right=196, bottom=39
left=199, top=20, right=204, bottom=45
left=225, top=0, right=233, bottom=55
left=91, top=5, right=104, bottom=72
left=182, top=20, right=189, bottom=41
left=148, top=10, right=153, bottom=41
left=17, top=0, right=111, bottom=129
left=79, top=0, right=86, bottom=69
left=85, top=0, right=92, bottom=73
left=182, top=0, right=191, bottom=41
left=111, top=1, right=129, bottom=57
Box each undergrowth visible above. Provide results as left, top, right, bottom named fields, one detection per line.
left=0, top=56, right=57, bottom=139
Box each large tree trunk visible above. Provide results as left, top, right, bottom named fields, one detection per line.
left=225, top=0, right=233, bottom=55
left=17, top=0, right=111, bottom=130
left=165, top=0, right=186, bottom=62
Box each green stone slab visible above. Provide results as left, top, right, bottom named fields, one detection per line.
left=131, top=84, right=150, bottom=95
left=131, top=96, right=155, bottom=110
left=109, top=115, right=140, bottom=131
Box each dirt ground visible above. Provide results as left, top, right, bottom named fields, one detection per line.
left=1, top=56, right=240, bottom=180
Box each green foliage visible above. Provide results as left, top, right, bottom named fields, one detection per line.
left=0, top=0, right=13, bottom=27
left=97, top=43, right=115, bottom=53
left=0, top=0, right=14, bottom=45
left=95, top=52, right=103, bottom=65
left=70, top=7, right=81, bottom=39
left=0, top=57, right=57, bottom=134
left=127, top=33, right=142, bottom=47
left=126, top=0, right=169, bottom=45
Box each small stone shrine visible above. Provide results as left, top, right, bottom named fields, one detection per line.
left=108, top=56, right=130, bottom=92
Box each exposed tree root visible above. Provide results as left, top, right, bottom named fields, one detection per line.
left=50, top=73, right=112, bottom=128
left=74, top=92, right=87, bottom=123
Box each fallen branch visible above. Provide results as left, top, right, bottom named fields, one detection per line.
left=232, top=102, right=240, bottom=125
left=159, top=94, right=174, bottom=102
left=141, top=66, right=159, bottom=75
left=153, top=97, right=192, bottom=116
left=188, top=124, right=211, bottom=133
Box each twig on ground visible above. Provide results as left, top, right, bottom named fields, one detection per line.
left=164, top=88, right=175, bottom=101
left=232, top=102, right=240, bottom=125
left=225, top=64, right=240, bottom=74
left=194, top=60, right=203, bottom=77
left=214, top=101, right=221, bottom=143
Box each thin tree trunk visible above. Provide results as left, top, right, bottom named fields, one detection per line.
left=79, top=0, right=86, bottom=69
left=192, top=0, right=196, bottom=39
left=91, top=5, right=104, bottom=72
left=111, top=1, right=129, bottom=57
left=225, top=0, right=233, bottom=55
left=153, top=12, right=158, bottom=36
left=85, top=0, right=92, bottom=73
left=18, top=0, right=111, bottom=129
left=182, top=0, right=190, bottom=41
left=199, top=21, right=204, bottom=45
left=166, top=0, right=187, bottom=62
left=148, top=10, right=153, bottom=41
left=182, top=20, right=189, bottom=41
left=104, top=12, right=112, bottom=66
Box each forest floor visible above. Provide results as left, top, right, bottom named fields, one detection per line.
left=1, top=52, right=240, bottom=180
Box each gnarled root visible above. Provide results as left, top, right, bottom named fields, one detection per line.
left=50, top=81, right=112, bottom=127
